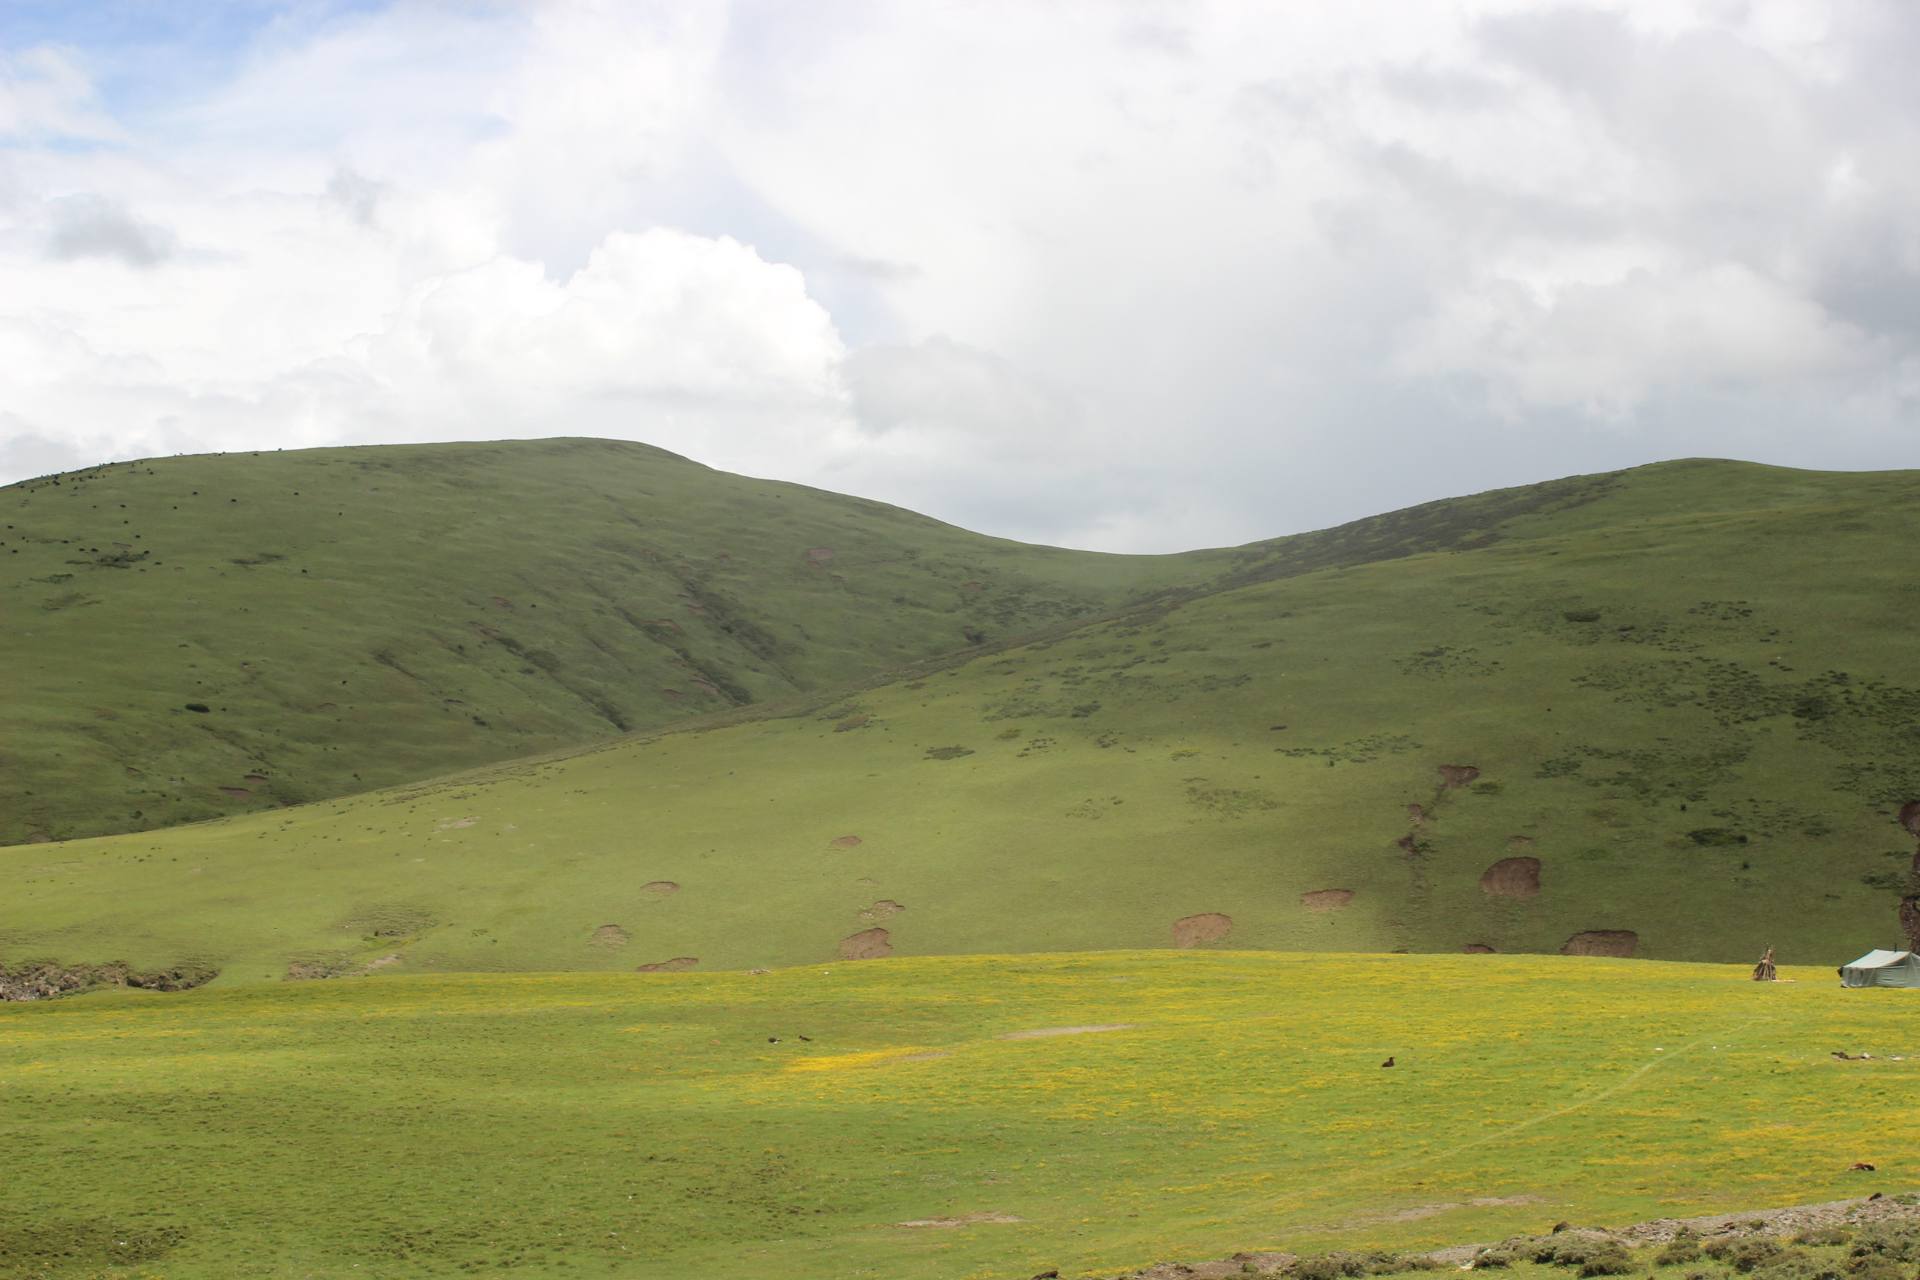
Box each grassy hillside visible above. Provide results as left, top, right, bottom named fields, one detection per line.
left=1, top=952, right=1912, bottom=1278
left=5, top=458, right=1916, bottom=976
left=2, top=438, right=1227, bottom=846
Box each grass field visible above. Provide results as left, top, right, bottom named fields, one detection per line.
left=2, top=952, right=1914, bottom=1278
left=6, top=458, right=1919, bottom=978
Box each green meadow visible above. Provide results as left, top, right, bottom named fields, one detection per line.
left=1, top=953, right=1913, bottom=1279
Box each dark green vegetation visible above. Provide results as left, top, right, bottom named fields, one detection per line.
left=7, top=454, right=1920, bottom=976
left=0, top=954, right=1912, bottom=1279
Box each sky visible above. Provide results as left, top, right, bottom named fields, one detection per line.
left=2, top=1, right=1917, bottom=552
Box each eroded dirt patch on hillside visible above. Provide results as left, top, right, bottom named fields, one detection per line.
left=1438, top=764, right=1481, bottom=788
left=859, top=900, right=905, bottom=922
left=591, top=924, right=630, bottom=949
left=1901, top=801, right=1920, bottom=836
left=635, top=956, right=699, bottom=972
left=1173, top=912, right=1233, bottom=947
left=641, top=880, right=679, bottom=896
left=1563, top=929, right=1638, bottom=957
left=1480, top=856, right=1542, bottom=898
left=3, top=960, right=216, bottom=1001
left=839, top=927, right=893, bottom=959
left=1300, top=889, right=1354, bottom=912
left=830, top=834, right=863, bottom=848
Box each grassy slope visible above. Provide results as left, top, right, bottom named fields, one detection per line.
left=6, top=458, right=1917, bottom=977
left=1, top=953, right=1913, bottom=1278
left=1, top=438, right=1219, bottom=846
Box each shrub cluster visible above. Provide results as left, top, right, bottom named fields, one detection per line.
left=1471, top=1235, right=1632, bottom=1276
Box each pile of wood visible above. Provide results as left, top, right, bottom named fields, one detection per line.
left=1752, top=946, right=1777, bottom=982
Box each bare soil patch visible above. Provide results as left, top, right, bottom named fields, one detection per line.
left=591, top=924, right=630, bottom=949
left=1406, top=803, right=1428, bottom=824
left=4, top=960, right=216, bottom=1001
left=218, top=786, right=251, bottom=799
left=243, top=773, right=268, bottom=785
left=641, top=881, right=679, bottom=896
left=998, top=1024, right=1134, bottom=1040
left=830, top=835, right=863, bottom=848
left=1172, top=912, right=1233, bottom=947
left=894, top=1212, right=1020, bottom=1228
left=1901, top=801, right=1920, bottom=836
left=839, top=927, right=893, bottom=960
left=635, top=956, right=699, bottom=972
left=1439, top=764, right=1481, bottom=788
left=1480, top=856, right=1542, bottom=898
left=805, top=547, right=835, bottom=565
left=435, top=816, right=477, bottom=831
left=859, top=900, right=905, bottom=922
left=1563, top=929, right=1638, bottom=957
left=1300, top=889, right=1354, bottom=912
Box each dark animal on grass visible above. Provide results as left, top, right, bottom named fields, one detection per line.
left=1381, top=1056, right=1395, bottom=1068
left=1852, top=1161, right=1876, bottom=1171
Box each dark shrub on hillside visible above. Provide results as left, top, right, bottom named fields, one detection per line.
left=1844, top=1258, right=1904, bottom=1280
left=1659, top=1238, right=1705, bottom=1265
left=1705, top=1237, right=1784, bottom=1273
left=1750, top=1250, right=1843, bottom=1280
left=1792, top=1229, right=1852, bottom=1248
left=1847, top=1223, right=1920, bottom=1266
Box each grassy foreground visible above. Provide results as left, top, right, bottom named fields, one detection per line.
left=2, top=952, right=1915, bottom=1278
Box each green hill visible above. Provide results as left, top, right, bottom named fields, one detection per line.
left=5, top=455, right=1917, bottom=978
left=1, top=438, right=1220, bottom=846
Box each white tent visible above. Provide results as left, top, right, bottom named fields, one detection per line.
left=1839, top=950, right=1920, bottom=988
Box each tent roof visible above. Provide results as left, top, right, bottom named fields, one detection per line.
left=1844, top=950, right=1916, bottom=969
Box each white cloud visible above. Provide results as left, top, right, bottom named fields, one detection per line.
left=1, top=1, right=1919, bottom=550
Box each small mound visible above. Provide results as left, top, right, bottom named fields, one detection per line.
left=839, top=927, right=893, bottom=960
left=1479, top=856, right=1542, bottom=898
left=1172, top=912, right=1232, bottom=947
left=1901, top=801, right=1920, bottom=837
left=1463, top=943, right=1497, bottom=954
left=1300, top=889, right=1354, bottom=912
left=641, top=881, right=679, bottom=896
left=859, top=900, right=905, bottom=922
left=635, top=956, right=699, bottom=972
left=1438, top=764, right=1481, bottom=788
left=1562, top=929, right=1637, bottom=957
left=830, top=835, right=863, bottom=848
left=591, top=924, right=630, bottom=949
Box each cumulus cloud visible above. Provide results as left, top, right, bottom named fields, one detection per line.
left=1, top=1, right=1918, bottom=550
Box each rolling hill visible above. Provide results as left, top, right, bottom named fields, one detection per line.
left=1, top=438, right=1219, bottom=846
left=5, top=453, right=1918, bottom=980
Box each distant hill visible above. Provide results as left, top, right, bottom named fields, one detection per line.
left=6, top=454, right=1917, bottom=976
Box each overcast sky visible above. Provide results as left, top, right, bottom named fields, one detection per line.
left=2, top=1, right=1917, bottom=551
